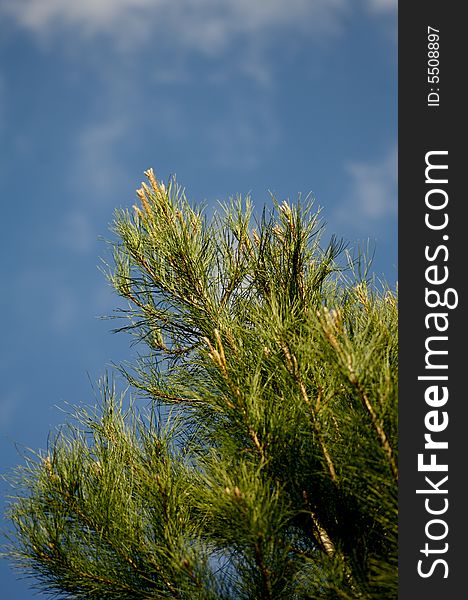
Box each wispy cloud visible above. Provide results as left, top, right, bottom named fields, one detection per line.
left=364, top=0, right=397, bottom=13
left=2, top=0, right=397, bottom=255
left=1, top=0, right=348, bottom=49
left=336, top=145, right=397, bottom=229
left=1, top=0, right=396, bottom=52
left=0, top=0, right=156, bottom=37
left=1, top=0, right=395, bottom=181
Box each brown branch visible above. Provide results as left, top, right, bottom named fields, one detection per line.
left=254, top=539, right=273, bottom=600
left=353, top=381, right=398, bottom=481
left=302, top=490, right=336, bottom=557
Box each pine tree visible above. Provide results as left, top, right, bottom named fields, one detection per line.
left=3, top=170, right=398, bottom=599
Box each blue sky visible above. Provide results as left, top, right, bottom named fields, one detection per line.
left=0, top=1, right=396, bottom=597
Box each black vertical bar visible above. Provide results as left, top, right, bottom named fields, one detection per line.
left=399, top=4, right=466, bottom=598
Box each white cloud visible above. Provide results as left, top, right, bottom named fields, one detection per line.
left=0, top=0, right=157, bottom=36
left=336, top=146, right=397, bottom=228
left=364, top=0, right=397, bottom=13
left=1, top=0, right=397, bottom=238
left=1, top=0, right=348, bottom=53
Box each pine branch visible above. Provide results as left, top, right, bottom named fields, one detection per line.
left=3, top=170, right=398, bottom=600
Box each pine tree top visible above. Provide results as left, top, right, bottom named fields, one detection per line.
left=3, top=170, right=398, bottom=599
